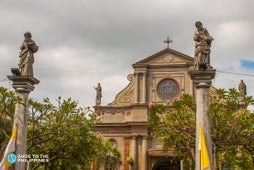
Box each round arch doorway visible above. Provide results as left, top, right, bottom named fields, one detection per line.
left=152, top=158, right=180, bottom=170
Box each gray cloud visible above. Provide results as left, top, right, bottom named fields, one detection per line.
left=1, top=0, right=254, bottom=107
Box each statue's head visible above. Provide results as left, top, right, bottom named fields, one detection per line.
left=195, top=21, right=203, bottom=29
left=24, top=31, right=32, bottom=39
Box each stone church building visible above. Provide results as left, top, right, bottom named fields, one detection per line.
left=94, top=47, right=204, bottom=170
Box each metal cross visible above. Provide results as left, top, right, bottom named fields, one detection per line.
left=163, top=37, right=173, bottom=48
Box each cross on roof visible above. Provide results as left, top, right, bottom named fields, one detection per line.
left=163, top=37, right=173, bottom=48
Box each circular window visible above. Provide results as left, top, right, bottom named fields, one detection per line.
left=157, top=79, right=179, bottom=100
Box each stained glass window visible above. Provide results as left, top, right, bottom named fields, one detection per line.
left=157, top=79, right=179, bottom=100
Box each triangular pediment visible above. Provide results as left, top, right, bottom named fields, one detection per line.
left=133, top=48, right=194, bottom=68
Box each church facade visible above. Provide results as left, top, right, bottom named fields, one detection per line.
left=94, top=47, right=197, bottom=170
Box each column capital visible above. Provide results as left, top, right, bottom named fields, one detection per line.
left=188, top=69, right=216, bottom=86
left=7, top=75, right=40, bottom=93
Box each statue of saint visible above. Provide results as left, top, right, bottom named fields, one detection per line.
left=238, top=79, right=247, bottom=98
left=94, top=83, right=102, bottom=106
left=19, top=32, right=39, bottom=76
left=194, top=21, right=214, bottom=70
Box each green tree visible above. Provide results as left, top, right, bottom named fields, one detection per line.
left=92, top=140, right=121, bottom=170
left=0, top=87, right=120, bottom=169
left=148, top=94, right=196, bottom=169
left=210, top=88, right=254, bottom=169
left=148, top=88, right=254, bottom=169
left=27, top=97, right=104, bottom=169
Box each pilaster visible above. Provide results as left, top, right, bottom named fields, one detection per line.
left=134, top=74, right=139, bottom=104
left=141, top=73, right=147, bottom=104
left=141, top=136, right=148, bottom=170
left=130, top=136, right=137, bottom=170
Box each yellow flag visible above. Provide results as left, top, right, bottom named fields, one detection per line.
left=0, top=125, right=18, bottom=170
left=199, top=126, right=211, bottom=170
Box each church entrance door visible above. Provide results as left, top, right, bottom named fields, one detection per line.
left=152, top=158, right=180, bottom=170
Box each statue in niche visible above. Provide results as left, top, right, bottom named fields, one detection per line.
left=193, top=21, right=214, bottom=70
left=19, top=32, right=39, bottom=76
left=94, top=83, right=102, bottom=106
left=238, top=79, right=247, bottom=98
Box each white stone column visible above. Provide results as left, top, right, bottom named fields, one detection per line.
left=189, top=69, right=215, bottom=170
left=195, top=83, right=212, bottom=170
left=15, top=91, right=29, bottom=170
left=7, top=75, right=39, bottom=170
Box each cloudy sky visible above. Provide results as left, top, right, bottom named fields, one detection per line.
left=0, top=0, right=254, bottom=107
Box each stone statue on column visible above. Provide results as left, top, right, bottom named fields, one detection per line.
left=194, top=21, right=214, bottom=70
left=190, top=22, right=216, bottom=170
left=94, top=83, right=102, bottom=106
left=19, top=31, right=39, bottom=76
left=7, top=32, right=40, bottom=170
left=238, top=79, right=247, bottom=98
